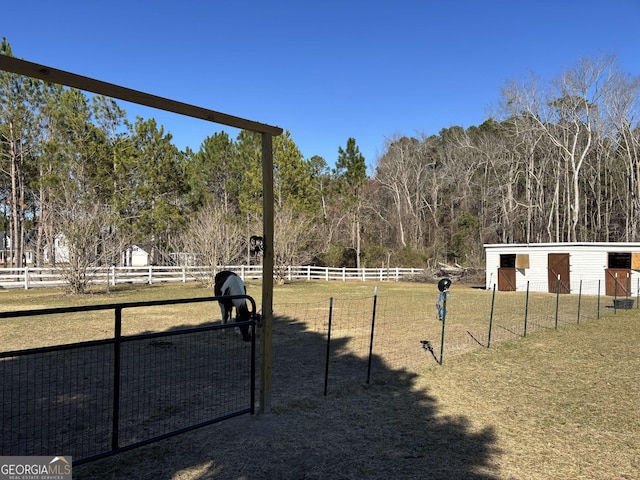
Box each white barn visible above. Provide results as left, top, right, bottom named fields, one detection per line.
left=485, top=242, right=640, bottom=296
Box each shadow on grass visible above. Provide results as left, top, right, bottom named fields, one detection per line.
left=71, top=310, right=500, bottom=479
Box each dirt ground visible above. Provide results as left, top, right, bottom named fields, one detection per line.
left=73, top=311, right=640, bottom=480
left=3, top=283, right=637, bottom=479
left=73, top=376, right=500, bottom=480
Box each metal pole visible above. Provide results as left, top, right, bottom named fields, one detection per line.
left=597, top=279, right=601, bottom=319
left=438, top=292, right=447, bottom=365
left=577, top=280, right=582, bottom=324
left=487, top=284, right=496, bottom=348
left=624, top=272, right=630, bottom=308
left=324, top=297, right=334, bottom=396
left=366, top=286, right=378, bottom=384
left=250, top=321, right=256, bottom=414
left=523, top=281, right=529, bottom=337
left=111, top=307, right=122, bottom=451
left=614, top=273, right=618, bottom=314
left=555, top=274, right=560, bottom=329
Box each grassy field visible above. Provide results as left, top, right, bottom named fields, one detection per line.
left=1, top=281, right=638, bottom=479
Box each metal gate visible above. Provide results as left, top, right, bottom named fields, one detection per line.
left=0, top=296, right=256, bottom=465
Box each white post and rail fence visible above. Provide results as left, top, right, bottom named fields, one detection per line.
left=0, top=265, right=427, bottom=290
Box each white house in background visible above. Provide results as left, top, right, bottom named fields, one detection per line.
left=122, top=245, right=149, bottom=267
left=1, top=231, right=35, bottom=265
left=43, top=235, right=150, bottom=267
left=42, top=233, right=80, bottom=264
left=44, top=233, right=69, bottom=263
left=485, top=242, right=640, bottom=296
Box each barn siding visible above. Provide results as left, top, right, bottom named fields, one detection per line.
left=484, top=243, right=640, bottom=296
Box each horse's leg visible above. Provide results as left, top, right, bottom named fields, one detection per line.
left=234, top=300, right=252, bottom=342
left=219, top=301, right=232, bottom=325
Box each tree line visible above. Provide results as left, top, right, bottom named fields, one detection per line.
left=1, top=39, right=639, bottom=291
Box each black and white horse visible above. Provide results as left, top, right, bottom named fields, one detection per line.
left=214, top=270, right=252, bottom=342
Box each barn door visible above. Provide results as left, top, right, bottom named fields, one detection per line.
left=605, top=269, right=631, bottom=296
left=497, top=268, right=516, bottom=291
left=497, top=254, right=516, bottom=291
left=548, top=253, right=570, bottom=294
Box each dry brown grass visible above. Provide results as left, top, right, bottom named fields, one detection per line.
left=2, top=281, right=638, bottom=479
left=0, top=283, right=222, bottom=349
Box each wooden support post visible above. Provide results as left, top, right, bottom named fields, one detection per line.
left=260, top=133, right=274, bottom=414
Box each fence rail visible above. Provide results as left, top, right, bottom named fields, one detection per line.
left=0, top=265, right=426, bottom=290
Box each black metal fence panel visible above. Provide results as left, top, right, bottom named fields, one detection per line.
left=0, top=296, right=256, bottom=465
left=1, top=343, right=114, bottom=460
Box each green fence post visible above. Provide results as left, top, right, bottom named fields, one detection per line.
left=555, top=274, right=560, bottom=329
left=624, top=272, right=630, bottom=310
left=523, top=281, right=529, bottom=337
left=614, top=273, right=618, bottom=315
left=366, top=286, right=378, bottom=384
left=324, top=297, right=333, bottom=396
left=577, top=279, right=582, bottom=324
left=438, top=292, right=447, bottom=365
left=623, top=273, right=631, bottom=308
left=597, top=280, right=601, bottom=319
left=488, top=284, right=496, bottom=348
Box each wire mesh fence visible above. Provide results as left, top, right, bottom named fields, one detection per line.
left=0, top=297, right=256, bottom=465
left=2, top=281, right=634, bottom=466
left=269, top=280, right=635, bottom=399
left=1, top=343, right=114, bottom=460
left=116, top=329, right=253, bottom=447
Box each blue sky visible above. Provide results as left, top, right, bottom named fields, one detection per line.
left=2, top=1, right=639, bottom=170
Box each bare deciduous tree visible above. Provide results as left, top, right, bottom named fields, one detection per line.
left=55, top=200, right=122, bottom=294
left=273, top=206, right=319, bottom=283
left=601, top=64, right=640, bottom=240
left=177, top=203, right=244, bottom=287
left=500, top=55, right=620, bottom=241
